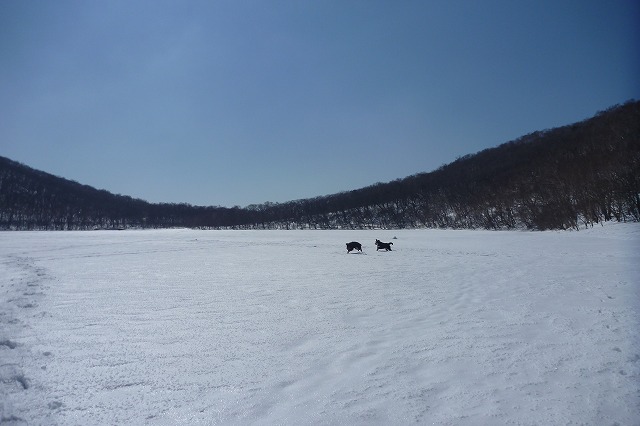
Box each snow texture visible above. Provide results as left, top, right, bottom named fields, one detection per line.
left=1, top=224, right=639, bottom=425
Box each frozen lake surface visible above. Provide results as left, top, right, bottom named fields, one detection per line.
left=1, top=225, right=639, bottom=425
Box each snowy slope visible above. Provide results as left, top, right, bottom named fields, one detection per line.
left=1, top=224, right=639, bottom=425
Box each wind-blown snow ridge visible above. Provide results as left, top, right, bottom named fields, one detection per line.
left=1, top=224, right=639, bottom=425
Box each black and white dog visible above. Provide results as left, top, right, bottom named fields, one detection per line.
left=375, top=239, right=393, bottom=251
left=346, top=241, right=362, bottom=253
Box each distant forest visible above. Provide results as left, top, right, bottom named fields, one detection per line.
left=1, top=100, right=639, bottom=231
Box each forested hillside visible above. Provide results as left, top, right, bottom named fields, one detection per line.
left=249, top=100, right=640, bottom=230
left=0, top=160, right=250, bottom=230
left=1, top=100, right=638, bottom=230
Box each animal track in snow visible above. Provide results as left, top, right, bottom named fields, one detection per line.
left=0, top=255, right=54, bottom=422
left=47, top=401, right=63, bottom=410
left=0, top=340, right=18, bottom=349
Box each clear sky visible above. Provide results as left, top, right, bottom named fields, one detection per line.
left=1, top=1, right=638, bottom=207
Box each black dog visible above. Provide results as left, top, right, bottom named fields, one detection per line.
left=375, top=239, right=393, bottom=251
left=346, top=241, right=362, bottom=253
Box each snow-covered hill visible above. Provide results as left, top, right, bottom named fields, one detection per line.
left=2, top=224, right=639, bottom=424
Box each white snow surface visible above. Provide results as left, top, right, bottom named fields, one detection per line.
left=1, top=224, right=639, bottom=425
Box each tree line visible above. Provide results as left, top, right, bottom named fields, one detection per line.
left=1, top=100, right=638, bottom=231
left=0, top=160, right=251, bottom=230
left=235, top=100, right=640, bottom=230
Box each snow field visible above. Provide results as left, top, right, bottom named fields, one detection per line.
left=1, top=224, right=639, bottom=425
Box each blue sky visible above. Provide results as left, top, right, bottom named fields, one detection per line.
left=1, top=1, right=638, bottom=207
